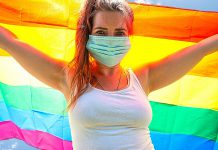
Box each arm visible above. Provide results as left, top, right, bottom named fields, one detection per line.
left=141, top=34, right=218, bottom=94
left=148, top=34, right=218, bottom=93
left=0, top=26, right=69, bottom=93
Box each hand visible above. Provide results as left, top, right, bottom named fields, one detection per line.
left=0, top=26, right=18, bottom=50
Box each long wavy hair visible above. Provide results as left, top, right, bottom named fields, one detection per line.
left=64, top=0, right=134, bottom=112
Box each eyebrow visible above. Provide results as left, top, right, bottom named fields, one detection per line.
left=93, top=27, right=107, bottom=30
left=115, top=28, right=127, bottom=31
left=93, top=27, right=127, bottom=31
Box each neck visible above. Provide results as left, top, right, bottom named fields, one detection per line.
left=92, top=61, right=122, bottom=77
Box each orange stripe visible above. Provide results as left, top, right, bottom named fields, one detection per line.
left=129, top=3, right=218, bottom=42
left=0, top=1, right=217, bottom=42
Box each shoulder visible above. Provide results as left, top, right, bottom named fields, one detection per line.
left=131, top=65, right=150, bottom=96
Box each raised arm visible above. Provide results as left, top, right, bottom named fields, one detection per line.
left=0, top=26, right=69, bottom=93
left=147, top=34, right=218, bottom=93
left=135, top=34, right=218, bottom=95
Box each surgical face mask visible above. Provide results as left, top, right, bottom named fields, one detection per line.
left=86, top=35, right=131, bottom=67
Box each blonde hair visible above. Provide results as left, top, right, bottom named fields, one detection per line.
left=64, top=0, right=134, bottom=112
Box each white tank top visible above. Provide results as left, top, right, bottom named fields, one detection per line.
left=68, top=68, right=155, bottom=150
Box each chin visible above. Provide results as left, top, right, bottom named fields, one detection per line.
left=94, top=61, right=120, bottom=69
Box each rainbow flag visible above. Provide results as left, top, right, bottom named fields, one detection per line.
left=0, top=0, right=217, bottom=149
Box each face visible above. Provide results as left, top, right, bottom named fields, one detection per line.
left=91, top=11, right=129, bottom=37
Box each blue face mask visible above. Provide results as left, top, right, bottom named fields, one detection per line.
left=86, top=35, right=131, bottom=67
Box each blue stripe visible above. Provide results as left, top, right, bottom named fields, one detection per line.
left=0, top=138, right=39, bottom=150
left=150, top=131, right=218, bottom=150
left=128, top=0, right=218, bottom=12
left=0, top=101, right=72, bottom=141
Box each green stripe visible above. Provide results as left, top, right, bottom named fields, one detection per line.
left=0, top=86, right=3, bottom=101
left=149, top=101, right=218, bottom=142
left=1, top=82, right=218, bottom=141
left=0, top=82, right=67, bottom=115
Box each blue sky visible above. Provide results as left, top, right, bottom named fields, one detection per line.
left=128, top=0, right=218, bottom=12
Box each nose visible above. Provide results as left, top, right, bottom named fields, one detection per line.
left=107, top=29, right=117, bottom=36
left=107, top=32, right=114, bottom=36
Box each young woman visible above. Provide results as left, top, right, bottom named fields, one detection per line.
left=0, top=0, right=217, bottom=149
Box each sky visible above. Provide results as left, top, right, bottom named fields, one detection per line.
left=128, top=0, right=218, bottom=12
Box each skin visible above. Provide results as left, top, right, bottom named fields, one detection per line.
left=89, top=11, right=131, bottom=92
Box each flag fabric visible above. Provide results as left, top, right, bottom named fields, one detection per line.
left=0, top=0, right=217, bottom=149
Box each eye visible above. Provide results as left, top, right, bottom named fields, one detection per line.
left=95, top=30, right=105, bottom=35
left=116, top=32, right=126, bottom=36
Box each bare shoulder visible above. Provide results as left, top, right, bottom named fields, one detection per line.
left=131, top=64, right=150, bottom=96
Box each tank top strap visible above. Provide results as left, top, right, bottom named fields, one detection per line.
left=125, top=67, right=148, bottom=98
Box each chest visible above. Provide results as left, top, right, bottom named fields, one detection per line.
left=70, top=89, right=153, bottom=129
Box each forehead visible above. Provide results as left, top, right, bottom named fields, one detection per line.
left=92, top=11, right=127, bottom=29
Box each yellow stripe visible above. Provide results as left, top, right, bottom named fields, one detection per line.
left=0, top=23, right=194, bottom=62
left=1, top=24, right=217, bottom=78
left=149, top=75, right=218, bottom=110
left=123, top=36, right=218, bottom=78
left=123, top=35, right=194, bottom=67
left=0, top=23, right=76, bottom=61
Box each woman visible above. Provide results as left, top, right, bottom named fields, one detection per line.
left=0, top=0, right=217, bottom=149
